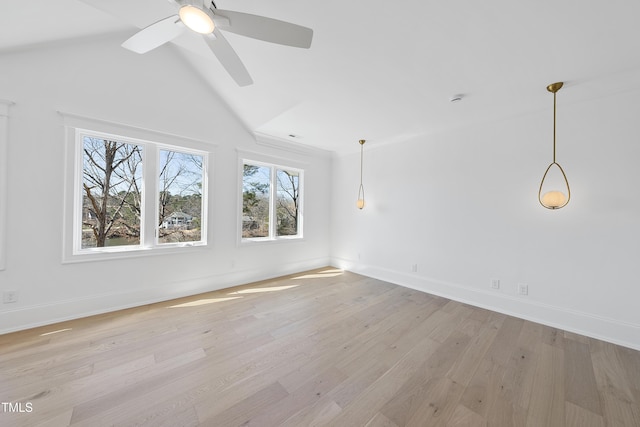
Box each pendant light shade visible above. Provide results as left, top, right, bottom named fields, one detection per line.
left=357, top=139, right=366, bottom=209
left=539, top=82, right=570, bottom=209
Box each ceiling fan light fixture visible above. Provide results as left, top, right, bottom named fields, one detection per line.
left=121, top=1, right=313, bottom=86
left=179, top=5, right=215, bottom=34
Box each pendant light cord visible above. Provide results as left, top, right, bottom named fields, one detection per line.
left=553, top=91, right=557, bottom=163
left=357, top=140, right=365, bottom=205
left=359, top=143, right=364, bottom=186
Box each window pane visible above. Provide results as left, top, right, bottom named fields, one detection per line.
left=158, top=150, right=204, bottom=244
left=242, top=164, right=271, bottom=238
left=82, top=137, right=142, bottom=248
left=276, top=169, right=299, bottom=236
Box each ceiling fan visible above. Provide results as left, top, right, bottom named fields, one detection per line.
left=121, top=0, right=313, bottom=86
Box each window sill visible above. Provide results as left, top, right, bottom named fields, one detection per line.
left=62, top=242, right=208, bottom=264
left=239, top=236, right=304, bottom=246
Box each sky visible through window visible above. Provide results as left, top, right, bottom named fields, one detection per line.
left=159, top=150, right=203, bottom=197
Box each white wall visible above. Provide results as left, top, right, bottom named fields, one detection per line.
left=331, top=87, right=640, bottom=350
left=0, top=35, right=332, bottom=333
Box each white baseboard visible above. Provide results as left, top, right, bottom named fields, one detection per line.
left=331, top=257, right=640, bottom=351
left=0, top=257, right=331, bottom=335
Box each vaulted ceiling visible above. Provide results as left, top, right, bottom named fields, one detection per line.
left=2, top=0, right=640, bottom=153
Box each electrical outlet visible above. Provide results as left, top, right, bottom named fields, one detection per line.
left=517, top=283, right=528, bottom=296
left=411, top=264, right=418, bottom=273
left=491, top=279, right=500, bottom=290
left=3, top=291, right=18, bottom=304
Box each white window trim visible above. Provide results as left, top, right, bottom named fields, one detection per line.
left=0, top=100, right=13, bottom=271
left=238, top=153, right=305, bottom=245
left=60, top=112, right=213, bottom=263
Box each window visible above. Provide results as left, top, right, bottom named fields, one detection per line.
left=158, top=149, right=205, bottom=244
left=242, top=160, right=303, bottom=241
left=81, top=136, right=143, bottom=249
left=62, top=113, right=210, bottom=262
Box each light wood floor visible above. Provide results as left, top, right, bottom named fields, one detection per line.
left=1, top=268, right=639, bottom=426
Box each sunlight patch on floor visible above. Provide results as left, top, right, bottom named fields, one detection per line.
left=169, top=297, right=242, bottom=308
left=291, top=269, right=344, bottom=280
left=230, top=285, right=299, bottom=294
left=40, top=328, right=73, bottom=336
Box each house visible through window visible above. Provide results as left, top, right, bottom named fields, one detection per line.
left=77, top=130, right=207, bottom=254
left=158, top=149, right=204, bottom=244
left=242, top=160, right=303, bottom=241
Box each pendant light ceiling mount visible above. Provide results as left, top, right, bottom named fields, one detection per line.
left=547, top=82, right=563, bottom=94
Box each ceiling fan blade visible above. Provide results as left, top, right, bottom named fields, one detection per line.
left=204, top=29, right=253, bottom=86
left=122, top=15, right=184, bottom=54
left=213, top=9, right=313, bottom=49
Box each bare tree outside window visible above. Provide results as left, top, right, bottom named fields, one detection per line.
left=276, top=169, right=299, bottom=236
left=82, top=137, right=142, bottom=248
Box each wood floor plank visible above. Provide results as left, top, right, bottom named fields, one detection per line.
left=329, top=358, right=390, bottom=410
left=0, top=267, right=639, bottom=426
left=525, top=343, right=565, bottom=427
left=326, top=335, right=441, bottom=426
left=379, top=332, right=471, bottom=426
left=615, top=346, right=640, bottom=394
left=447, top=404, right=487, bottom=427
left=364, top=412, right=400, bottom=427
left=565, top=401, right=604, bottom=427
left=502, top=319, right=542, bottom=411
left=244, top=366, right=346, bottom=426
left=564, top=338, right=602, bottom=415
left=475, top=332, right=532, bottom=426
left=197, top=381, right=289, bottom=426
left=69, top=348, right=207, bottom=424
left=446, top=314, right=501, bottom=387
left=122, top=405, right=200, bottom=427
left=458, top=358, right=503, bottom=419
left=279, top=396, right=342, bottom=427
left=485, top=390, right=527, bottom=427
left=564, top=330, right=591, bottom=344
left=455, top=315, right=528, bottom=425
left=404, top=377, right=464, bottom=426
left=483, top=315, right=524, bottom=367
left=590, top=339, right=640, bottom=426
left=33, top=408, right=74, bottom=427
left=335, top=298, right=445, bottom=375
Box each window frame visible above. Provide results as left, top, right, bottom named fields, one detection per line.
left=156, top=147, right=207, bottom=246
left=61, top=113, right=212, bottom=263
left=239, top=157, right=304, bottom=244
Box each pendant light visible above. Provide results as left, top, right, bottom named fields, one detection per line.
left=539, top=82, right=570, bottom=209
left=356, top=139, right=366, bottom=209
